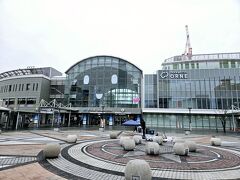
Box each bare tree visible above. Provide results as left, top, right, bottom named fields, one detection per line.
left=219, top=109, right=228, bottom=133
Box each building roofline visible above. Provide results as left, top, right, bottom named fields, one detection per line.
left=65, top=55, right=143, bottom=74
left=0, top=67, right=59, bottom=80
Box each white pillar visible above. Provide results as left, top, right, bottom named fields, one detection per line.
left=15, top=111, right=19, bottom=130
left=68, top=111, right=71, bottom=127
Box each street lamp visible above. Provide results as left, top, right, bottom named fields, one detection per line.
left=188, top=107, right=192, bottom=131
left=14, top=106, right=20, bottom=130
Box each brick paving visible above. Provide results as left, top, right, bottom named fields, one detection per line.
left=0, top=129, right=240, bottom=179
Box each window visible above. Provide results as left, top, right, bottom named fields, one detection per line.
left=9, top=98, right=15, bottom=105
left=220, top=61, right=229, bottom=68
left=33, top=83, right=35, bottom=91
left=36, top=83, right=38, bottom=91
left=191, top=63, right=195, bottom=69
left=9, top=85, right=12, bottom=92
left=185, top=63, right=189, bottom=69
left=27, top=98, right=36, bottom=105
left=18, top=98, right=26, bottom=105
left=22, top=84, right=24, bottom=91
left=19, top=84, right=21, bottom=91
left=231, top=61, right=236, bottom=68
left=173, top=64, right=178, bottom=70
left=26, top=83, right=30, bottom=91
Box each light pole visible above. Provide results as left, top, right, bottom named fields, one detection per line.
left=15, top=107, right=20, bottom=130
left=188, top=107, right=192, bottom=131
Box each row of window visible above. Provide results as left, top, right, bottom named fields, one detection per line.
left=0, top=83, right=39, bottom=93
left=3, top=98, right=37, bottom=106
left=145, top=113, right=233, bottom=129
left=169, top=61, right=240, bottom=70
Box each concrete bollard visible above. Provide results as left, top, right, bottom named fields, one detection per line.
left=119, top=136, right=130, bottom=146
left=133, top=135, right=142, bottom=145
left=53, top=128, right=60, bottom=132
left=172, top=138, right=185, bottom=144
left=210, top=137, right=221, bottom=146
left=66, top=135, right=77, bottom=143
left=185, top=140, right=197, bottom=152
left=43, top=143, right=61, bottom=158
left=153, top=136, right=163, bottom=145
left=110, top=131, right=118, bottom=139
left=122, top=139, right=136, bottom=151
left=125, top=159, right=152, bottom=180
left=173, top=142, right=189, bottom=156
left=145, top=142, right=160, bottom=155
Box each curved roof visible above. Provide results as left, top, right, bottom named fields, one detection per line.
left=0, top=67, right=62, bottom=80
left=65, top=55, right=142, bottom=74
left=162, top=52, right=240, bottom=65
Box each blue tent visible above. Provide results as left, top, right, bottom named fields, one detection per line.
left=122, top=120, right=141, bottom=126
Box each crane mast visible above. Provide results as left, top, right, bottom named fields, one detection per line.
left=183, top=25, right=192, bottom=58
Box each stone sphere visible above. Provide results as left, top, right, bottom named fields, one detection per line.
left=125, top=159, right=152, bottom=180
left=185, top=130, right=190, bottom=135
left=133, top=135, right=142, bottom=145
left=43, top=143, right=61, bottom=158
left=185, top=140, right=197, bottom=152
left=119, top=136, right=130, bottom=146
left=122, top=139, right=136, bottom=151
left=173, top=138, right=185, bottom=144
left=145, top=142, right=160, bottom=155
left=110, top=132, right=118, bottom=139
left=66, top=135, right=77, bottom=143
left=153, top=136, right=163, bottom=145
left=210, top=137, right=221, bottom=146
left=173, top=142, right=189, bottom=156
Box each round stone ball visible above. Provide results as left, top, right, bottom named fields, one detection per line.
left=210, top=137, right=221, bottom=146
left=110, top=132, right=118, bottom=139
left=133, top=135, right=142, bottom=145
left=185, top=140, right=197, bottom=152
left=122, top=139, right=136, bottom=151
left=43, top=143, right=61, bottom=158
left=173, top=142, right=189, bottom=156
left=185, top=130, right=190, bottom=135
left=173, top=138, right=185, bottom=144
left=66, top=135, right=77, bottom=143
left=120, top=136, right=130, bottom=146
left=145, top=142, right=160, bottom=155
left=125, top=159, right=152, bottom=180
left=153, top=136, right=163, bottom=145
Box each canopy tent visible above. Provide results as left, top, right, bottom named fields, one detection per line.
left=122, top=119, right=141, bottom=126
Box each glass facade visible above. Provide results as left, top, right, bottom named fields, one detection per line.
left=144, top=52, right=240, bottom=131
left=65, top=56, right=142, bottom=109
left=157, top=69, right=240, bottom=109
left=144, top=74, right=157, bottom=108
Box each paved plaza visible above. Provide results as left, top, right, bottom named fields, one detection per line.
left=0, top=128, right=240, bottom=179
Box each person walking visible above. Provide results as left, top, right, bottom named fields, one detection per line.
left=140, top=118, right=146, bottom=139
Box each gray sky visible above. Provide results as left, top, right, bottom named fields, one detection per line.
left=0, top=0, right=239, bottom=74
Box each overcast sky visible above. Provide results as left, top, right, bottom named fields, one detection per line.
left=0, top=0, right=239, bottom=75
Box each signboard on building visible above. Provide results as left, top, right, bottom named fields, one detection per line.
left=159, top=71, right=188, bottom=79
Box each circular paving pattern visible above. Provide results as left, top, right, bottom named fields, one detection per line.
left=44, top=138, right=240, bottom=179
left=69, top=139, right=240, bottom=171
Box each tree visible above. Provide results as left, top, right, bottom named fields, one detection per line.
left=219, top=109, right=229, bottom=133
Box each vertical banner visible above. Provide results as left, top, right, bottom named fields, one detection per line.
left=33, top=114, right=39, bottom=124
left=83, top=114, right=87, bottom=125
left=109, top=115, right=113, bottom=126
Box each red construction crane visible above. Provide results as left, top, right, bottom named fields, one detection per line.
left=183, top=25, right=192, bottom=58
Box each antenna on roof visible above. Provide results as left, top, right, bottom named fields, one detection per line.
left=182, top=25, right=192, bottom=59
